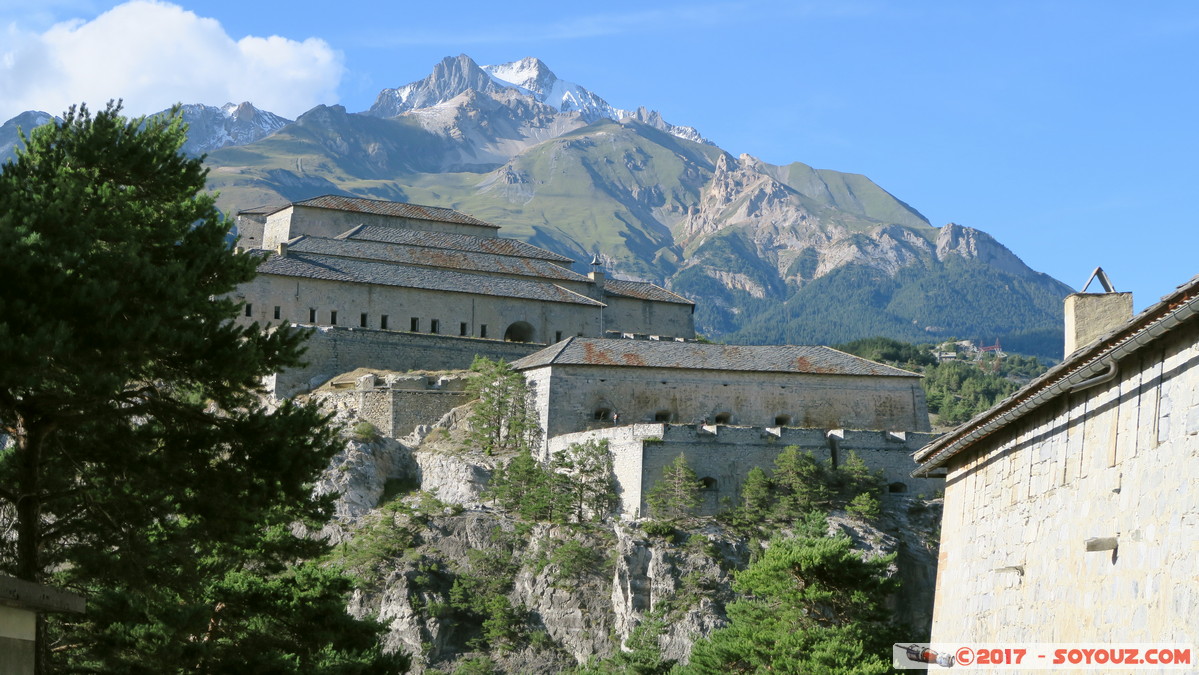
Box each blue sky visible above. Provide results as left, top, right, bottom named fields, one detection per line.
left=3, top=0, right=1197, bottom=311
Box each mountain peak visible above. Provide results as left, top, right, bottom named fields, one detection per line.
left=481, top=57, right=558, bottom=98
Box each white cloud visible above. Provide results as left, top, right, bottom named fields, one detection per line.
left=0, top=0, right=343, bottom=121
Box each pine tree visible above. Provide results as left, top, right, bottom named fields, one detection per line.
left=645, top=453, right=702, bottom=521
left=465, top=356, right=540, bottom=456
left=0, top=103, right=402, bottom=673
left=771, top=446, right=831, bottom=520
left=683, top=524, right=901, bottom=674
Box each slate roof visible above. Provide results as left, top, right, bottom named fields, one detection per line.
left=291, top=195, right=498, bottom=228
left=603, top=278, right=693, bottom=306
left=288, top=236, right=590, bottom=283
left=347, top=225, right=574, bottom=264
left=239, top=195, right=498, bottom=228
left=510, top=337, right=921, bottom=377
left=256, top=252, right=604, bottom=306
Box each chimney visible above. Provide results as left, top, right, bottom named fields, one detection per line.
left=1064, top=267, right=1133, bottom=356
left=588, top=252, right=605, bottom=288
left=276, top=241, right=288, bottom=257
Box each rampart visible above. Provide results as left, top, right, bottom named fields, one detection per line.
left=269, top=325, right=543, bottom=398
left=548, top=424, right=942, bottom=518
left=317, top=372, right=473, bottom=438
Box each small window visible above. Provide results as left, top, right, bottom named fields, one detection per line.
left=714, top=412, right=732, bottom=424
left=273, top=306, right=281, bottom=320
left=460, top=322, right=468, bottom=336
left=360, top=313, right=368, bottom=328
left=430, top=319, right=440, bottom=334
left=480, top=324, right=488, bottom=338
left=654, top=410, right=671, bottom=422
left=330, top=310, right=338, bottom=325
left=555, top=331, right=563, bottom=342
left=244, top=303, right=252, bottom=317
left=410, top=317, right=419, bottom=332
left=308, top=308, right=316, bottom=323
left=594, top=408, right=611, bottom=421
left=774, top=415, right=791, bottom=426
left=381, top=315, right=389, bottom=330
left=699, top=477, right=718, bottom=491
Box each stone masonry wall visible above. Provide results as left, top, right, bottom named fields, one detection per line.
left=550, top=425, right=942, bottom=518
left=320, top=388, right=471, bottom=437
left=932, top=325, right=1199, bottom=645
left=271, top=326, right=542, bottom=397
left=528, top=364, right=930, bottom=442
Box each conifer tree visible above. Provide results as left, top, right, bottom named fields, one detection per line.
left=683, top=523, right=901, bottom=674
left=645, top=453, right=702, bottom=521
left=0, top=103, right=402, bottom=673
left=465, top=356, right=539, bottom=456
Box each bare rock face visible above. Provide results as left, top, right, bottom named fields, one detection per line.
left=936, top=222, right=1033, bottom=276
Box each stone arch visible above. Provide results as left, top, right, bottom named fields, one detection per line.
left=888, top=482, right=908, bottom=493
left=593, top=408, right=612, bottom=421
left=699, top=477, right=718, bottom=491
left=654, top=410, right=672, bottom=422
left=774, top=414, right=792, bottom=426
left=503, top=321, right=535, bottom=343
left=713, top=412, right=732, bottom=425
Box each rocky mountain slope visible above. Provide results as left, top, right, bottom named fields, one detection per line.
left=2, top=54, right=1074, bottom=356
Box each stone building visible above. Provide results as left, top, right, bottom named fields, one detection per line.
left=513, top=337, right=936, bottom=515
left=914, top=273, right=1199, bottom=645
left=234, top=195, right=695, bottom=347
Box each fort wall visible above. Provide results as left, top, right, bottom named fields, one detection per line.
left=527, top=364, right=929, bottom=441
left=549, top=424, right=942, bottom=517
left=237, top=274, right=600, bottom=345
left=931, top=326, right=1199, bottom=644
left=268, top=326, right=542, bottom=397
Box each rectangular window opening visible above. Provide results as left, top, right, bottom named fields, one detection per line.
left=430, top=319, right=440, bottom=334
left=360, top=313, right=368, bottom=328
left=309, top=308, right=317, bottom=323
left=381, top=315, right=389, bottom=330
left=555, top=331, right=563, bottom=342
left=273, top=306, right=281, bottom=320
left=460, top=322, right=468, bottom=336
left=244, top=303, right=253, bottom=317
left=410, top=317, right=419, bottom=332
left=480, top=324, right=488, bottom=338
left=330, top=310, right=338, bottom=325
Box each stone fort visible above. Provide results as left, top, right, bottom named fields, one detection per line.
left=234, top=195, right=941, bottom=510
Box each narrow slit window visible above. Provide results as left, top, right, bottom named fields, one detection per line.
left=381, top=315, right=389, bottom=330
left=330, top=310, right=338, bottom=325
left=480, top=324, right=488, bottom=338
left=460, top=322, right=468, bottom=336
left=244, top=303, right=253, bottom=317
left=309, top=308, right=316, bottom=323
left=430, top=319, right=440, bottom=334
left=410, top=317, right=419, bottom=332
left=360, top=313, right=368, bottom=328
left=273, top=306, right=281, bottom=320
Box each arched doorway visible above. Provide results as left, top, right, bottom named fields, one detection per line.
left=503, top=321, right=535, bottom=343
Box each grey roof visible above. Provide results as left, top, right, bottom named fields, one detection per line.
left=603, top=278, right=693, bottom=306
left=288, top=236, right=590, bottom=283
left=239, top=195, right=498, bottom=228
left=914, top=274, right=1199, bottom=475
left=347, top=225, right=574, bottom=264
left=510, top=337, right=921, bottom=376
left=293, top=195, right=498, bottom=228
left=256, top=252, right=604, bottom=306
